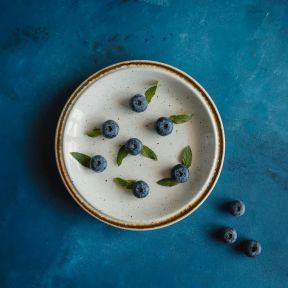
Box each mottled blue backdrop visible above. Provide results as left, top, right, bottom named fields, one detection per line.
left=1, top=0, right=287, bottom=287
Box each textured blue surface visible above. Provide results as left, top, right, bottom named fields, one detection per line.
left=1, top=0, right=288, bottom=287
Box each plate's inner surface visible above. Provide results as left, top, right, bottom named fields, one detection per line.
left=63, top=66, right=218, bottom=224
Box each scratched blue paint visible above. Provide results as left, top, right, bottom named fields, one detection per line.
left=0, top=0, right=287, bottom=287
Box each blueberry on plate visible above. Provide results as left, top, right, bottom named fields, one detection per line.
left=132, top=181, right=150, bottom=198
left=229, top=200, right=245, bottom=216
left=223, top=227, right=237, bottom=244
left=171, top=164, right=189, bottom=183
left=89, top=155, right=107, bottom=172
left=155, top=117, right=174, bottom=136
left=102, top=120, right=119, bottom=138
left=245, top=240, right=261, bottom=257
left=125, top=138, right=143, bottom=156
left=130, top=94, right=148, bottom=112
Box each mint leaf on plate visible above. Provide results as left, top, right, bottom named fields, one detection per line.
left=141, top=145, right=158, bottom=161
left=145, top=82, right=158, bottom=103
left=181, top=145, right=192, bottom=168
left=87, top=128, right=101, bottom=137
left=114, top=177, right=136, bottom=189
left=117, top=145, right=128, bottom=166
left=157, top=178, right=178, bottom=187
left=169, top=113, right=193, bottom=124
left=70, top=152, right=91, bottom=168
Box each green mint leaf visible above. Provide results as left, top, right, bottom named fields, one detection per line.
left=114, top=177, right=136, bottom=189
left=181, top=145, right=192, bottom=168
left=145, top=82, right=158, bottom=103
left=141, top=145, right=158, bottom=161
left=169, top=113, right=193, bottom=124
left=70, top=152, right=91, bottom=168
left=86, top=128, right=101, bottom=137
left=117, top=145, right=128, bottom=166
left=157, top=178, right=178, bottom=187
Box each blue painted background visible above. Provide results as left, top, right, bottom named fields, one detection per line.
left=1, top=0, right=287, bottom=287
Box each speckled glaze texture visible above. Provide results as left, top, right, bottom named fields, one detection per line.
left=1, top=0, right=288, bottom=287
left=55, top=61, right=224, bottom=230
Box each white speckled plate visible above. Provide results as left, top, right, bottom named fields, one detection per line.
left=55, top=60, right=225, bottom=230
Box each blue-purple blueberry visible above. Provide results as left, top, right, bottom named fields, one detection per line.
left=130, top=94, right=148, bottom=112
left=171, top=164, right=189, bottom=183
left=155, top=117, right=174, bottom=136
left=222, top=227, right=237, bottom=244
left=102, top=120, right=119, bottom=139
left=125, top=138, right=143, bottom=156
left=89, top=155, right=107, bottom=172
left=132, top=181, right=150, bottom=198
left=245, top=240, right=261, bottom=257
left=229, top=200, right=245, bottom=216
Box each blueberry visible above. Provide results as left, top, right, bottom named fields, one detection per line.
left=125, top=138, right=143, bottom=156
left=155, top=117, right=174, bottom=136
left=229, top=200, right=245, bottom=216
left=171, top=164, right=190, bottom=183
left=89, top=155, right=107, bottom=172
left=245, top=240, right=261, bottom=257
left=132, top=181, right=150, bottom=198
left=102, top=120, right=119, bottom=139
left=130, top=94, right=148, bottom=112
left=223, top=227, right=237, bottom=244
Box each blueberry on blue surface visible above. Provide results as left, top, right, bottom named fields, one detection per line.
left=89, top=155, right=107, bottom=172
left=132, top=181, right=150, bottom=198
left=155, top=117, right=174, bottom=136
left=223, top=227, right=237, bottom=244
left=245, top=240, right=261, bottom=257
left=129, top=94, right=148, bottom=112
left=229, top=200, right=245, bottom=216
left=171, top=164, right=190, bottom=183
left=125, top=138, right=143, bottom=156
left=102, top=120, right=119, bottom=138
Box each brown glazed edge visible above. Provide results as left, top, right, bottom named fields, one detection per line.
left=55, top=60, right=225, bottom=231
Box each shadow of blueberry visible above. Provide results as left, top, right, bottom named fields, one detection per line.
left=233, top=240, right=247, bottom=254
left=209, top=228, right=225, bottom=242
left=144, top=120, right=156, bottom=133
left=158, top=166, right=172, bottom=178
left=118, top=96, right=131, bottom=111
left=219, top=201, right=232, bottom=213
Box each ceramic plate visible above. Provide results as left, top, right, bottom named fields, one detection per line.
left=55, top=60, right=225, bottom=230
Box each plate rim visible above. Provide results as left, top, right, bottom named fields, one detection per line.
left=55, top=60, right=225, bottom=231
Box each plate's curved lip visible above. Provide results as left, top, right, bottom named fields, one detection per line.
left=55, top=60, right=225, bottom=231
